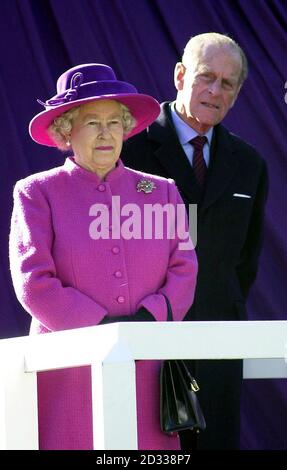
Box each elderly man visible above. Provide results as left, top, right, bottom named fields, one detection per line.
left=122, top=32, right=268, bottom=449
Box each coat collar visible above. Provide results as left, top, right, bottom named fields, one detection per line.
left=146, top=102, right=238, bottom=211
left=64, top=156, right=125, bottom=183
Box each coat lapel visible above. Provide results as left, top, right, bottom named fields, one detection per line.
left=147, top=103, right=202, bottom=202
left=146, top=103, right=238, bottom=210
left=201, top=125, right=238, bottom=212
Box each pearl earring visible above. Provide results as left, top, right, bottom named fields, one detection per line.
left=66, top=140, right=71, bottom=147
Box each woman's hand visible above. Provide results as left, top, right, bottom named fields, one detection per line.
left=99, top=307, right=155, bottom=324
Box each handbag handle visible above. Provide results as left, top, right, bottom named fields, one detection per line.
left=163, top=294, right=173, bottom=322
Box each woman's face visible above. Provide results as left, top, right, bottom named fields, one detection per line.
left=70, top=99, right=124, bottom=178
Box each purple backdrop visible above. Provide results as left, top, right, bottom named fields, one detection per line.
left=1, top=0, right=286, bottom=449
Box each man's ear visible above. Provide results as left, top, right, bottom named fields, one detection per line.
left=174, top=62, right=186, bottom=91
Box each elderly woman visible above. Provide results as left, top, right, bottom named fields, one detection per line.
left=9, top=63, right=197, bottom=450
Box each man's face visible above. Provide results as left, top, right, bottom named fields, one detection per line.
left=174, top=44, right=242, bottom=133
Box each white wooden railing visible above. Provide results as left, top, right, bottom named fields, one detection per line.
left=1, top=320, right=287, bottom=450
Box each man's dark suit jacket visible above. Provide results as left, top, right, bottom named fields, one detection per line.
left=121, top=102, right=268, bottom=449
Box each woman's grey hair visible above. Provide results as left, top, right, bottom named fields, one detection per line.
left=48, top=101, right=136, bottom=151
left=182, top=32, right=248, bottom=87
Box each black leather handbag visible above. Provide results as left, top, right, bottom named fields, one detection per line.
left=160, top=296, right=206, bottom=434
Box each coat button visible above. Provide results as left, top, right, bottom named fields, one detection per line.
left=117, top=296, right=125, bottom=303
left=114, top=270, right=122, bottom=278
left=97, top=184, right=106, bottom=192
left=112, top=246, right=120, bottom=254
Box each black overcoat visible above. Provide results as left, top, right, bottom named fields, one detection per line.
left=121, top=102, right=268, bottom=449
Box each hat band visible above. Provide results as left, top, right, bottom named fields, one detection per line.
left=37, top=72, right=83, bottom=107
left=38, top=75, right=138, bottom=110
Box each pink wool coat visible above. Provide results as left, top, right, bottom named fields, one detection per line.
left=9, top=157, right=197, bottom=450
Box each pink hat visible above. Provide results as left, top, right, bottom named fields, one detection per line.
left=29, top=63, right=160, bottom=147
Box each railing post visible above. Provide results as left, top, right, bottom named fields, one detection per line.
left=0, top=340, right=38, bottom=449
left=91, top=340, right=138, bottom=450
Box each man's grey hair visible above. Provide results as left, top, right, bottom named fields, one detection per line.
left=182, top=32, right=248, bottom=87
left=48, top=101, right=136, bottom=151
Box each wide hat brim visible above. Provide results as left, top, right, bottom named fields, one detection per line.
left=29, top=93, right=160, bottom=147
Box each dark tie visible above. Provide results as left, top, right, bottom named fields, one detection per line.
left=190, top=136, right=207, bottom=187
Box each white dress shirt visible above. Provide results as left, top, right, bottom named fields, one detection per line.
left=170, top=102, right=213, bottom=167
